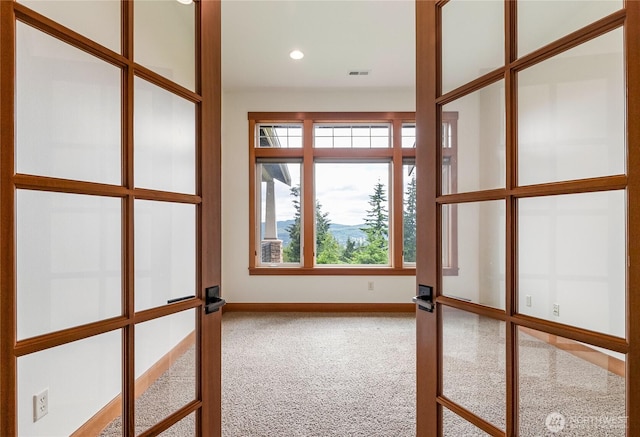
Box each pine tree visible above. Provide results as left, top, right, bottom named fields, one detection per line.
left=341, top=237, right=357, bottom=263
left=283, top=185, right=301, bottom=262
left=355, top=180, right=389, bottom=264
left=316, top=233, right=342, bottom=264
left=403, top=173, right=417, bottom=263
left=283, top=185, right=337, bottom=263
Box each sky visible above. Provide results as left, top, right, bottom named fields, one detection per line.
left=262, top=162, right=414, bottom=227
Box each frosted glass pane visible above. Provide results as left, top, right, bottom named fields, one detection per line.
left=442, top=307, right=506, bottom=430
left=442, top=80, right=505, bottom=193
left=17, top=191, right=121, bottom=340
left=518, top=29, right=624, bottom=186
left=135, top=200, right=195, bottom=311
left=135, top=310, right=196, bottom=435
left=19, top=0, right=120, bottom=53
left=441, top=0, right=504, bottom=94
left=135, top=0, right=195, bottom=91
left=16, top=23, right=121, bottom=185
left=519, top=327, right=626, bottom=436
left=518, top=191, right=626, bottom=338
left=442, top=200, right=505, bottom=309
left=518, top=0, right=622, bottom=57
left=18, top=330, right=121, bottom=437
left=134, top=77, right=196, bottom=194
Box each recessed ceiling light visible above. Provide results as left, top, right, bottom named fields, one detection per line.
left=289, top=50, right=304, bottom=60
left=176, top=0, right=193, bottom=4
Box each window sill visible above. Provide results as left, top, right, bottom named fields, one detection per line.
left=249, top=267, right=416, bottom=276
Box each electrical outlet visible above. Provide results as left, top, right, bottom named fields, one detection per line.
left=552, top=303, right=560, bottom=317
left=525, top=295, right=532, bottom=307
left=367, top=281, right=374, bottom=291
left=33, top=388, right=48, bottom=422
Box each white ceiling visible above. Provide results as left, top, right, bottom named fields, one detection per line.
left=221, top=0, right=416, bottom=91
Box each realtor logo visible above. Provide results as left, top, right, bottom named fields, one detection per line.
left=546, top=412, right=566, bottom=433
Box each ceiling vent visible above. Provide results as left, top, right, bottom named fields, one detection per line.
left=348, top=70, right=370, bottom=76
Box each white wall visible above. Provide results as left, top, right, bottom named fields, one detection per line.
left=221, top=88, right=417, bottom=303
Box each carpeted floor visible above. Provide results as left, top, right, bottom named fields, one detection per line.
left=100, top=311, right=626, bottom=436
left=222, top=312, right=416, bottom=437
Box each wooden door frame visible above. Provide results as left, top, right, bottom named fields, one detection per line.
left=0, top=0, right=222, bottom=435
left=416, top=0, right=639, bottom=435
left=199, top=0, right=223, bottom=435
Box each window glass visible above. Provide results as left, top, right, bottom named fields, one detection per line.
left=257, top=124, right=303, bottom=148
left=257, top=161, right=302, bottom=265
left=402, top=123, right=416, bottom=148
left=314, top=124, right=391, bottom=148
left=403, top=161, right=417, bottom=264
left=315, top=162, right=390, bottom=265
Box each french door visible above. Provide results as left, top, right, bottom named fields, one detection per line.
left=0, top=0, right=222, bottom=435
left=416, top=0, right=639, bottom=435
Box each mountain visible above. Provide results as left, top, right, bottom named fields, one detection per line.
left=261, top=220, right=366, bottom=247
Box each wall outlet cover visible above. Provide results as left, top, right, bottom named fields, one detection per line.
left=33, top=388, right=48, bottom=422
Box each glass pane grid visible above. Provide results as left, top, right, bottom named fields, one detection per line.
left=313, top=124, right=390, bottom=148
left=257, top=124, right=303, bottom=148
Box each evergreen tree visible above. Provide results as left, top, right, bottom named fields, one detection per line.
left=355, top=180, right=389, bottom=264
left=315, top=200, right=331, bottom=251
left=341, top=237, right=357, bottom=263
left=362, top=180, right=389, bottom=239
left=283, top=185, right=338, bottom=264
left=316, top=233, right=342, bottom=264
left=283, top=185, right=301, bottom=262
left=403, top=173, right=417, bottom=263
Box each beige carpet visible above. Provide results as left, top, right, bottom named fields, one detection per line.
left=99, top=311, right=625, bottom=436
left=222, top=312, right=416, bottom=437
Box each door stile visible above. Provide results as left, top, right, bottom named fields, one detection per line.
left=415, top=1, right=439, bottom=435
left=121, top=0, right=135, bottom=434
left=199, top=0, right=223, bottom=435
left=625, top=0, right=640, bottom=434
left=504, top=1, right=518, bottom=435
left=0, top=0, right=17, bottom=435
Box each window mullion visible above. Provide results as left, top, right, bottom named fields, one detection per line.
left=302, top=119, right=315, bottom=267
left=392, top=119, right=404, bottom=268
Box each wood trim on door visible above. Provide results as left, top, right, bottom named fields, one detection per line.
left=0, top=0, right=222, bottom=434
left=417, top=0, right=636, bottom=436
left=415, top=1, right=439, bottom=435
left=199, top=0, right=222, bottom=435
left=0, top=0, right=17, bottom=434
left=625, top=0, right=640, bottom=433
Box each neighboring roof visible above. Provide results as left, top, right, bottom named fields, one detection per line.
left=259, top=127, right=292, bottom=186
